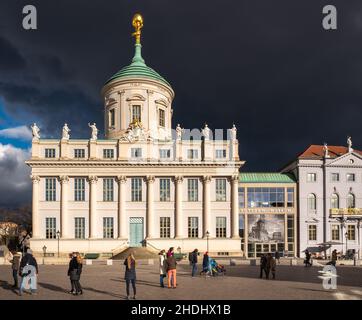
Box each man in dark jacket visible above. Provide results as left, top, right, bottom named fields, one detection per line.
left=165, top=249, right=177, bottom=288
left=190, top=249, right=198, bottom=277
left=19, top=249, right=38, bottom=295
left=260, top=254, right=267, bottom=279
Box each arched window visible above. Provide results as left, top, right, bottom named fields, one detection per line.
left=307, top=194, right=317, bottom=212
left=347, top=193, right=355, bottom=208
left=331, top=193, right=339, bottom=209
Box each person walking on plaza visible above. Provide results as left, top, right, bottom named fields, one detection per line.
left=201, top=251, right=211, bottom=276
left=304, top=250, right=312, bottom=267
left=266, top=253, right=276, bottom=280
left=67, top=252, right=83, bottom=295
left=8, top=250, right=21, bottom=288
left=259, top=254, right=267, bottom=279
left=19, top=249, right=38, bottom=296
left=124, top=253, right=137, bottom=299
left=159, top=250, right=167, bottom=288
left=190, top=249, right=199, bottom=277
left=275, top=251, right=280, bottom=264
left=331, top=249, right=338, bottom=267
left=165, top=247, right=177, bottom=288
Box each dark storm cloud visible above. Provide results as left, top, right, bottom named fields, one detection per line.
left=0, top=36, right=26, bottom=71
left=0, top=0, right=362, bottom=206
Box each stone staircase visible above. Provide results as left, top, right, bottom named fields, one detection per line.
left=112, top=246, right=159, bottom=260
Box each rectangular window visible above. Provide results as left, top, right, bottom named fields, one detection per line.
left=216, top=178, right=227, bottom=201
left=347, top=173, right=355, bottom=182
left=331, top=173, right=339, bottom=182
left=103, top=217, right=114, bottom=239
left=103, top=178, right=114, bottom=202
left=132, top=105, right=141, bottom=122
left=307, top=173, right=317, bottom=182
left=45, top=217, right=56, bottom=239
left=45, top=178, right=56, bottom=201
left=188, top=217, right=199, bottom=238
left=187, top=178, right=198, bottom=201
left=287, top=215, right=294, bottom=243
left=159, top=109, right=165, bottom=127
left=308, top=225, right=317, bottom=241
left=239, top=187, right=245, bottom=208
left=216, top=149, right=226, bottom=159
left=103, top=149, right=114, bottom=159
left=247, top=187, right=285, bottom=208
left=347, top=225, right=356, bottom=241
left=159, top=149, right=171, bottom=159
left=187, top=149, right=198, bottom=159
left=331, top=224, right=340, bottom=241
left=287, top=188, right=294, bottom=207
left=160, top=178, right=171, bottom=202
left=74, top=178, right=85, bottom=201
left=131, top=148, right=142, bottom=158
left=74, top=149, right=85, bottom=159
left=45, top=148, right=56, bottom=158
left=75, top=217, right=85, bottom=239
left=109, top=109, right=115, bottom=127
left=160, top=217, right=170, bottom=238
left=131, top=178, right=142, bottom=202
left=216, top=217, right=227, bottom=238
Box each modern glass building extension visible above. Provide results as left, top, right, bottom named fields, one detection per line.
left=239, top=173, right=297, bottom=258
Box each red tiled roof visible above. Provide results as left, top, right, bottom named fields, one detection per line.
left=297, top=145, right=362, bottom=159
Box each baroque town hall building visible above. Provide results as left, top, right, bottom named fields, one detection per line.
left=26, top=15, right=243, bottom=256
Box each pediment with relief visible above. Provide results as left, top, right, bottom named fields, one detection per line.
left=126, top=94, right=146, bottom=102
left=327, top=152, right=362, bottom=167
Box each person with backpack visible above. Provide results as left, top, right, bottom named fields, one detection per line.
left=189, top=249, right=199, bottom=277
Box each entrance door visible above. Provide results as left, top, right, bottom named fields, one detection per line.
left=129, top=217, right=144, bottom=247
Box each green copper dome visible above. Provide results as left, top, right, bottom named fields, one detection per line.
left=105, top=44, right=171, bottom=88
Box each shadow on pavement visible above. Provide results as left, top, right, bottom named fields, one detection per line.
left=0, top=280, right=18, bottom=295
left=38, top=282, right=67, bottom=293
left=82, top=286, right=123, bottom=299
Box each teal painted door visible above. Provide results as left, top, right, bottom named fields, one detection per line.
left=129, top=217, right=144, bottom=247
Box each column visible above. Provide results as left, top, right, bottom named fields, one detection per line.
left=231, top=175, right=240, bottom=239
left=284, top=214, right=288, bottom=256
left=203, top=176, right=211, bottom=237
left=146, top=176, right=155, bottom=238
left=60, top=176, right=70, bottom=238
left=175, top=176, right=184, bottom=238
left=117, top=176, right=127, bottom=239
left=89, top=176, right=98, bottom=238
left=31, top=175, right=40, bottom=239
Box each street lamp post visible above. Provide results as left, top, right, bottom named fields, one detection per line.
left=42, top=245, right=47, bottom=257
left=56, top=230, right=60, bottom=258
left=206, top=230, right=210, bottom=253
left=345, top=231, right=348, bottom=258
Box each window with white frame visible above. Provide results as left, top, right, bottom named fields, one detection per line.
left=74, top=178, right=85, bottom=201
left=103, top=217, right=114, bottom=238
left=347, top=173, right=355, bottom=182
left=132, top=105, right=141, bottom=122
left=347, top=193, right=355, bottom=208
left=103, top=178, right=114, bottom=201
left=187, top=149, right=198, bottom=159
left=45, top=148, right=56, bottom=158
left=215, top=149, right=226, bottom=159
left=74, top=149, right=85, bottom=159
left=159, top=149, right=171, bottom=159
left=188, top=217, right=199, bottom=238
left=287, top=188, right=294, bottom=207
left=308, top=225, right=317, bottom=241
left=109, top=108, right=115, bottom=127
left=331, top=173, right=339, bottom=182
left=131, top=148, right=142, bottom=158
left=331, top=193, right=339, bottom=209
left=159, top=109, right=165, bottom=127
left=75, top=217, right=85, bottom=239
left=331, top=224, right=340, bottom=241
left=187, top=178, right=198, bottom=201
left=131, top=178, right=142, bottom=202
left=160, top=178, right=171, bottom=202
left=216, top=217, right=227, bottom=238
left=45, top=217, right=56, bottom=239
left=307, top=173, right=317, bottom=182
left=216, top=178, right=227, bottom=201
left=103, top=149, right=114, bottom=159
left=307, top=193, right=316, bottom=212
left=45, top=178, right=56, bottom=201
left=160, top=217, right=170, bottom=238
left=347, top=225, right=356, bottom=240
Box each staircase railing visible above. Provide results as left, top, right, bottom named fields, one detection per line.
left=111, top=241, right=129, bottom=257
